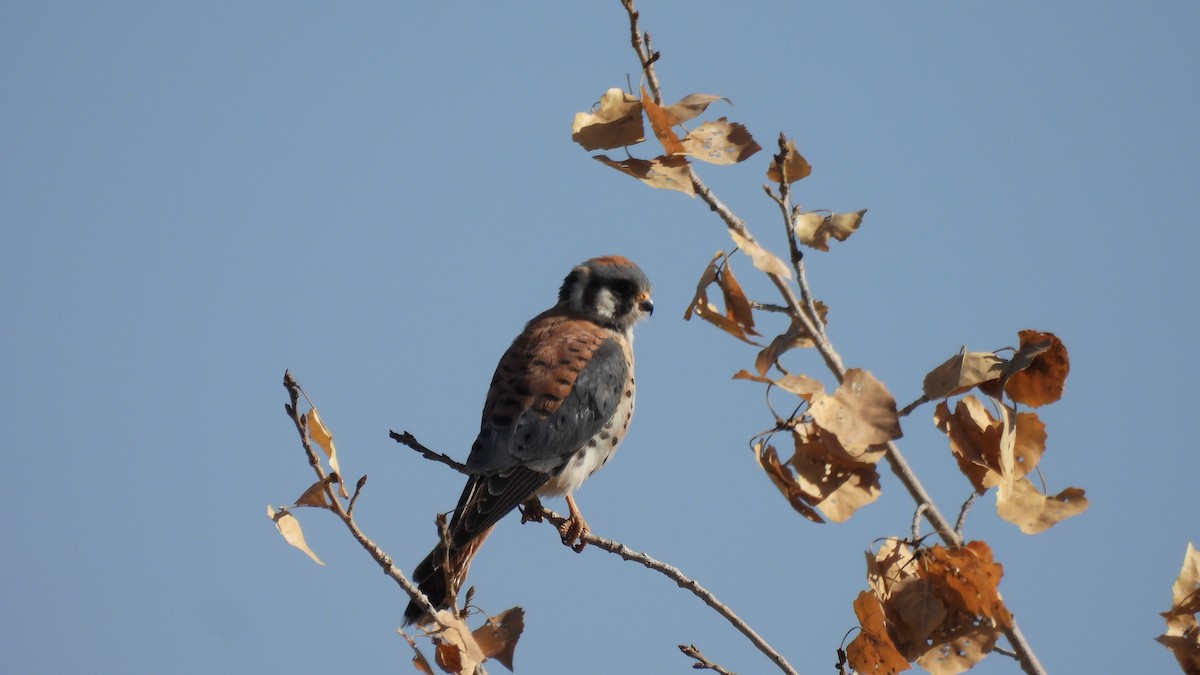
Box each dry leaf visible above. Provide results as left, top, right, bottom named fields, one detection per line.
left=306, top=407, right=349, bottom=498
left=995, top=478, right=1088, bottom=534
left=754, top=443, right=824, bottom=523
left=664, top=93, right=730, bottom=124
left=753, top=305, right=830, bottom=374
left=730, top=229, right=791, bottom=279
left=294, top=477, right=335, bottom=508
left=847, top=591, right=911, bottom=675
left=790, top=426, right=882, bottom=522
left=766, top=136, right=812, bottom=184
left=934, top=397, right=1048, bottom=491
left=915, top=622, right=1000, bottom=675
left=717, top=259, right=758, bottom=336
left=1003, top=330, right=1069, bottom=407
left=641, top=86, right=685, bottom=155
left=1158, top=543, right=1200, bottom=674
left=571, top=88, right=645, bottom=150
left=267, top=505, right=324, bottom=566
left=472, top=607, right=525, bottom=671
left=680, top=118, right=761, bottom=165
left=684, top=253, right=759, bottom=343
left=922, top=349, right=1006, bottom=399
left=594, top=154, right=695, bottom=196
left=920, top=542, right=1012, bottom=629
left=792, top=209, right=867, bottom=251
left=432, top=610, right=485, bottom=675
left=887, top=577, right=948, bottom=654
left=398, top=630, right=436, bottom=675
left=808, top=369, right=903, bottom=455
left=734, top=369, right=827, bottom=402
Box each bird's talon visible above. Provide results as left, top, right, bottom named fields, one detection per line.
left=519, top=498, right=545, bottom=524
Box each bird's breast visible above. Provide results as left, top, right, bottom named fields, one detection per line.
left=541, top=368, right=635, bottom=497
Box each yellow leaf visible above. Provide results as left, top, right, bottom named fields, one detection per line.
left=730, top=229, right=791, bottom=279
left=267, top=505, right=324, bottom=566
left=922, top=349, right=1006, bottom=400
left=594, top=154, right=695, bottom=196
left=306, top=407, right=349, bottom=498
left=766, top=136, right=811, bottom=184
left=571, top=88, right=645, bottom=150
left=664, top=93, right=730, bottom=124
left=641, top=86, right=685, bottom=155
left=680, top=118, right=761, bottom=165
left=995, top=478, right=1089, bottom=534
left=472, top=607, right=525, bottom=671
left=808, top=369, right=902, bottom=455
left=792, top=209, right=867, bottom=251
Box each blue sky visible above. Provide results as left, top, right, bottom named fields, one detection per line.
left=2, top=2, right=1197, bottom=674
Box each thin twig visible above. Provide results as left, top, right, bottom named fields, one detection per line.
left=911, top=502, right=929, bottom=542
left=282, top=372, right=443, bottom=625
left=680, top=644, right=738, bottom=675
left=529, top=503, right=799, bottom=675
left=390, top=429, right=468, bottom=474
left=955, top=490, right=983, bottom=538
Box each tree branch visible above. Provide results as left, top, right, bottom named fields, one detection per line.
left=680, top=643, right=739, bottom=675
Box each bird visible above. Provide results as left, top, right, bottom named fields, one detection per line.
left=403, top=255, right=653, bottom=626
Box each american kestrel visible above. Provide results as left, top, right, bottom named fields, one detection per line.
left=403, top=255, right=653, bottom=625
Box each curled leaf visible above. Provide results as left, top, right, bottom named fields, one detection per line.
left=680, top=118, right=761, bottom=165
left=664, top=93, right=730, bottom=124
left=571, top=88, right=645, bottom=150
left=767, top=135, right=812, bottom=184
left=306, top=407, right=349, bottom=498
left=793, top=209, right=867, bottom=251
left=641, top=86, right=685, bottom=155
left=729, top=229, right=791, bottom=279
left=846, top=591, right=911, bottom=675
left=684, top=252, right=759, bottom=343
left=594, top=154, right=695, bottom=196
left=995, top=479, right=1088, bottom=534
left=754, top=443, right=823, bottom=523
left=923, top=349, right=1006, bottom=399
left=472, top=607, right=525, bottom=671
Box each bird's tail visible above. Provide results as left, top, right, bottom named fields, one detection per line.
left=402, top=528, right=492, bottom=626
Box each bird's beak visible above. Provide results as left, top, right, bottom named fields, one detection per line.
left=639, top=296, right=654, bottom=316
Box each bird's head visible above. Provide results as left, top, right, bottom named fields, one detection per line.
left=557, top=255, right=653, bottom=334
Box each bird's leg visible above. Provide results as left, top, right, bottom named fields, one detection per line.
left=519, top=496, right=546, bottom=524
left=558, top=494, right=590, bottom=553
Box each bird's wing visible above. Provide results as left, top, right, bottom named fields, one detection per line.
left=448, top=314, right=627, bottom=541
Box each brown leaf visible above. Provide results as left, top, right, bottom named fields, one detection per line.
left=920, top=542, right=1012, bottom=629
left=594, top=154, right=695, bottom=196
left=571, top=88, right=645, bottom=150
left=887, top=577, right=948, bottom=655
left=1159, top=544, right=1200, bottom=675
left=306, top=407, right=349, bottom=498
left=766, top=136, right=812, bottom=184
left=432, top=610, right=485, bottom=675
left=933, top=397, right=1004, bottom=491
left=1003, top=330, right=1069, bottom=407
left=754, top=443, right=824, bottom=523
left=790, top=426, right=882, bottom=522
left=995, top=478, right=1088, bottom=534
left=664, top=93, right=730, bottom=124
left=1165, top=543, right=1200, bottom=623
left=730, top=229, right=791, bottom=279
left=734, top=370, right=827, bottom=401
left=808, top=369, right=903, bottom=454
left=1155, top=631, right=1200, bottom=675
left=684, top=253, right=759, bottom=344
left=680, top=118, right=761, bottom=165
left=293, top=477, right=336, bottom=508
left=267, top=505, right=324, bottom=566
left=915, top=622, right=1001, bottom=675
left=753, top=304, right=830, bottom=375
left=922, top=349, right=1006, bottom=400
left=472, top=607, right=525, bottom=671
left=641, top=86, right=685, bottom=155
left=792, top=209, right=866, bottom=252
left=398, top=630, right=436, bottom=675
left=717, top=259, right=757, bottom=335
left=847, top=591, right=912, bottom=675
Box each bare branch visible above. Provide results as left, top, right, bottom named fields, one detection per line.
left=955, top=489, right=984, bottom=538
left=680, top=643, right=739, bottom=675
left=526, top=502, right=799, bottom=675
left=911, top=502, right=929, bottom=542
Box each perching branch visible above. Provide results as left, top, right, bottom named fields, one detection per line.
left=395, top=429, right=799, bottom=675
left=680, top=643, right=739, bottom=675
